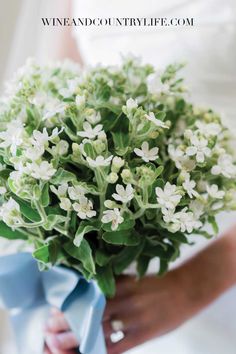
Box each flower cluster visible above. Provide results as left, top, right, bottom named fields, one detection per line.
left=0, top=57, right=235, bottom=296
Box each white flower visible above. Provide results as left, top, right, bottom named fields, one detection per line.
left=147, top=72, right=169, bottom=95
left=28, top=161, right=56, bottom=180
left=134, top=141, right=159, bottom=163
left=106, top=172, right=119, bottom=184
left=86, top=111, right=101, bottom=125
left=86, top=155, right=113, bottom=168
left=101, top=208, right=124, bottom=231
left=59, top=79, right=80, bottom=98
left=162, top=208, right=175, bottom=223
left=189, top=200, right=205, bottom=219
left=195, top=121, right=221, bottom=137
left=212, top=201, right=224, bottom=210
left=31, top=127, right=63, bottom=148
left=168, top=145, right=196, bottom=171
left=51, top=140, right=69, bottom=156
left=9, top=161, right=29, bottom=180
left=112, top=156, right=125, bottom=172
left=68, top=185, right=86, bottom=200
left=43, top=99, right=66, bottom=120
left=112, top=184, right=134, bottom=204
left=73, top=196, right=96, bottom=219
left=29, top=91, right=48, bottom=106
left=77, top=122, right=104, bottom=139
left=182, top=173, right=198, bottom=198
left=126, top=98, right=138, bottom=110
left=0, top=198, right=23, bottom=227
left=25, top=145, right=44, bottom=160
left=186, top=135, right=211, bottom=163
left=60, top=198, right=72, bottom=211
left=206, top=184, right=225, bottom=199
left=145, top=112, right=169, bottom=129
left=155, top=182, right=182, bottom=211
left=75, top=95, right=86, bottom=107
left=211, top=154, right=236, bottom=178
left=50, top=127, right=64, bottom=141
left=31, top=128, right=49, bottom=147
left=0, top=120, right=25, bottom=155
left=173, top=208, right=202, bottom=233
left=50, top=183, right=68, bottom=198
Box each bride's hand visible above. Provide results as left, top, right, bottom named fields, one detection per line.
left=44, top=273, right=188, bottom=354
left=44, top=226, right=236, bottom=354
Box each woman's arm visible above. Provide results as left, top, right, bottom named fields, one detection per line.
left=44, top=224, right=236, bottom=354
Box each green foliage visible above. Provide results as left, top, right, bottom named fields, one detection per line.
left=0, top=221, right=27, bottom=240
left=64, top=240, right=96, bottom=276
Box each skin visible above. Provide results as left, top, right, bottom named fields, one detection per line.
left=44, top=225, right=236, bottom=354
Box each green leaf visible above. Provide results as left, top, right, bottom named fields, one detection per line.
left=96, top=265, right=116, bottom=298
left=14, top=197, right=41, bottom=222
left=155, top=166, right=164, bottom=178
left=194, top=229, right=213, bottom=239
left=43, top=214, right=67, bottom=231
left=158, top=259, right=169, bottom=276
left=144, top=243, right=175, bottom=260
left=83, top=142, right=96, bottom=159
left=137, top=255, right=150, bottom=278
left=167, top=232, right=191, bottom=244
left=50, top=168, right=77, bottom=185
left=92, top=101, right=121, bottom=115
left=64, top=240, right=96, bottom=275
left=113, top=240, right=145, bottom=275
left=74, top=220, right=100, bottom=247
left=33, top=240, right=61, bottom=266
left=112, top=131, right=130, bottom=156
left=0, top=168, right=11, bottom=179
left=40, top=183, right=50, bottom=207
left=155, top=111, right=166, bottom=121
left=102, top=230, right=140, bottom=246
left=33, top=244, right=50, bottom=264
left=208, top=216, right=219, bottom=235
left=0, top=221, right=27, bottom=240
left=95, top=250, right=113, bottom=267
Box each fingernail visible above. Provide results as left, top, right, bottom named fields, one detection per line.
left=45, top=334, right=59, bottom=350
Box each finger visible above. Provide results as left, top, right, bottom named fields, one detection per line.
left=45, top=347, right=77, bottom=354
left=115, top=275, right=137, bottom=297
left=50, top=307, right=63, bottom=316
left=103, top=311, right=141, bottom=343
left=45, top=315, right=70, bottom=333
left=106, top=327, right=148, bottom=354
left=45, top=332, right=79, bottom=352
left=43, top=346, right=52, bottom=354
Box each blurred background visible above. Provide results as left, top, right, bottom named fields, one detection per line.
left=0, top=0, right=236, bottom=353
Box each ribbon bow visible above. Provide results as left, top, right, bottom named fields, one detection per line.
left=0, top=252, right=106, bottom=354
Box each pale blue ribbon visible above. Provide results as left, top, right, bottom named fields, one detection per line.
left=0, top=252, right=107, bottom=354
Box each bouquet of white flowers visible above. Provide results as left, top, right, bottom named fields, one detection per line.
left=0, top=57, right=235, bottom=297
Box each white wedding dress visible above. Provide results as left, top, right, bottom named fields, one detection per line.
left=0, top=0, right=236, bottom=353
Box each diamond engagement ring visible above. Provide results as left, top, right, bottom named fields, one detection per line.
left=110, top=320, right=125, bottom=344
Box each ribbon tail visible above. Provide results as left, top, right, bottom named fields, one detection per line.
left=87, top=326, right=106, bottom=354
left=63, top=279, right=107, bottom=354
